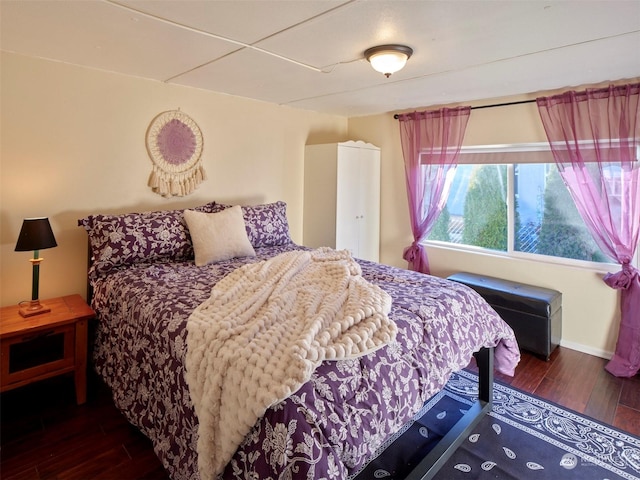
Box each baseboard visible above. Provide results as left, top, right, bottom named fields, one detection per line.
left=559, top=339, right=613, bottom=360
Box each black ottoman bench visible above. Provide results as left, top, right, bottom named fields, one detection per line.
left=447, top=272, right=562, bottom=360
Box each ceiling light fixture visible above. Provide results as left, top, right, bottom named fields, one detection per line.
left=364, top=44, right=413, bottom=78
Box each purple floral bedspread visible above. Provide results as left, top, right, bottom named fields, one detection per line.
left=91, top=244, right=519, bottom=480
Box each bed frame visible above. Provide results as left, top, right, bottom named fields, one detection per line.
left=405, top=346, right=494, bottom=480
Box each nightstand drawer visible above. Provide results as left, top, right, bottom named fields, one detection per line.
left=1, top=324, right=75, bottom=390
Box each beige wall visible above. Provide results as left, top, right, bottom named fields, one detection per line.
left=0, top=52, right=348, bottom=306
left=2, top=50, right=634, bottom=359
left=349, top=80, right=639, bottom=359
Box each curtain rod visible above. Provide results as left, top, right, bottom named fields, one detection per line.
left=393, top=99, right=536, bottom=119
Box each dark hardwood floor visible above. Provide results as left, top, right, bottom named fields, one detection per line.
left=2, top=347, right=639, bottom=479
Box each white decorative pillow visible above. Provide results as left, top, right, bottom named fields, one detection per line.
left=184, top=206, right=256, bottom=266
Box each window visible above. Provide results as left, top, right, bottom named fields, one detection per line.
left=427, top=143, right=623, bottom=266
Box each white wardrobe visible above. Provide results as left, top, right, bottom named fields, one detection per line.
left=303, top=141, right=380, bottom=262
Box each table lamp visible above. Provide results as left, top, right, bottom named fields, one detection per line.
left=14, top=217, right=58, bottom=317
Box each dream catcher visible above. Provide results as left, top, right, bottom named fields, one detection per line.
left=146, top=110, right=206, bottom=197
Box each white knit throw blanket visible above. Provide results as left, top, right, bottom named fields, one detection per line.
left=185, top=248, right=396, bottom=480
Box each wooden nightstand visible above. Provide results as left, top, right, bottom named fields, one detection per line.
left=0, top=294, right=95, bottom=404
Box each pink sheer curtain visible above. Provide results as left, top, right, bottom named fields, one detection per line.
left=537, top=83, right=640, bottom=377
left=397, top=107, right=471, bottom=273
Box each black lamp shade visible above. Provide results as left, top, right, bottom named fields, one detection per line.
left=15, top=218, right=58, bottom=252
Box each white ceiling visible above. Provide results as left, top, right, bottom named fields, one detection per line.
left=2, top=0, right=640, bottom=117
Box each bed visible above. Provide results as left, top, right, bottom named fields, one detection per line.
left=79, top=200, right=520, bottom=480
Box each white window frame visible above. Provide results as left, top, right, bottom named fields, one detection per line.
left=422, top=142, right=639, bottom=273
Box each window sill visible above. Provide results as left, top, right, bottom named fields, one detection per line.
left=423, top=241, right=625, bottom=275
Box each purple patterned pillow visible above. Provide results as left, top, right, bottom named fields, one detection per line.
left=210, top=201, right=293, bottom=248
left=78, top=201, right=219, bottom=276
left=242, top=201, right=293, bottom=247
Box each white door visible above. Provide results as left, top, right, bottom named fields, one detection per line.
left=335, top=145, right=361, bottom=256
left=357, top=147, right=380, bottom=262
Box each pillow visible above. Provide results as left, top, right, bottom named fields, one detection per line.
left=212, top=201, right=293, bottom=248
left=241, top=201, right=293, bottom=248
left=78, top=201, right=220, bottom=276
left=183, top=206, right=256, bottom=266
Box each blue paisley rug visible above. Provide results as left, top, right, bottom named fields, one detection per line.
left=352, top=369, right=640, bottom=480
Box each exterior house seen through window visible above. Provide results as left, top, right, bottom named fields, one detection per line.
left=426, top=143, right=633, bottom=266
